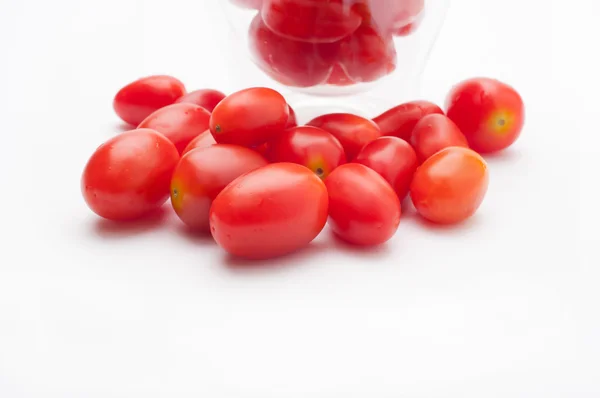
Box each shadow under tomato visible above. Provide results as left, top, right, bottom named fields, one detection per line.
left=410, top=212, right=483, bottom=234
left=113, top=121, right=135, bottom=134
left=482, top=147, right=524, bottom=165
left=93, top=207, right=168, bottom=238
left=173, top=224, right=216, bottom=247
left=328, top=233, right=393, bottom=257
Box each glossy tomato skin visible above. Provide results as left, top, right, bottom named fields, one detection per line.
left=325, top=163, right=401, bottom=246
left=210, top=163, right=329, bottom=260
left=374, top=100, right=444, bottom=141
left=446, top=78, right=525, bottom=153
left=266, top=126, right=346, bottom=179
left=410, top=114, right=469, bottom=163
left=210, top=87, right=289, bottom=147
left=249, top=14, right=335, bottom=88
left=356, top=0, right=424, bottom=34
left=410, top=147, right=489, bottom=224
left=138, top=103, right=211, bottom=155
left=181, top=129, right=216, bottom=156
left=81, top=129, right=180, bottom=221
left=174, top=89, right=226, bottom=112
left=171, top=145, right=268, bottom=231
left=262, top=0, right=362, bottom=43
left=113, top=75, right=186, bottom=126
left=354, top=136, right=418, bottom=200
left=286, top=104, right=298, bottom=128
left=336, top=24, right=397, bottom=83
left=307, top=113, right=381, bottom=161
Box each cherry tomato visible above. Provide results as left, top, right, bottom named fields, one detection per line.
left=336, top=24, right=397, bottom=83
left=181, top=129, right=216, bottom=156
left=307, top=113, right=381, bottom=161
left=446, top=78, right=525, bottom=153
left=354, top=136, right=418, bottom=200
left=210, top=87, right=289, bottom=147
left=266, top=126, right=346, bottom=179
left=262, top=0, right=362, bottom=43
left=171, top=145, right=268, bottom=231
left=410, top=146, right=489, bottom=224
left=230, top=0, right=262, bottom=9
left=174, top=89, right=226, bottom=112
left=361, top=0, right=424, bottom=34
left=325, top=163, right=401, bottom=246
left=373, top=100, right=443, bottom=141
left=210, top=163, right=329, bottom=260
left=113, top=75, right=186, bottom=126
left=81, top=129, right=180, bottom=221
left=327, top=64, right=354, bottom=86
left=286, top=104, right=298, bottom=128
left=410, top=114, right=469, bottom=163
left=253, top=142, right=270, bottom=157
left=248, top=14, right=335, bottom=87
left=137, top=103, right=210, bottom=155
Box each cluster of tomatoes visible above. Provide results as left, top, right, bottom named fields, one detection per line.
left=232, top=0, right=424, bottom=87
left=82, top=74, right=524, bottom=260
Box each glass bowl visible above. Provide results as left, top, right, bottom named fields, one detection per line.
left=223, top=0, right=450, bottom=119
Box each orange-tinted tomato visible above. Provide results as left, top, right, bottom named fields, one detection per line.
left=210, top=87, right=289, bottom=147
left=373, top=100, right=443, bottom=141
left=325, top=163, right=400, bottom=246
left=210, top=163, right=328, bottom=259
left=446, top=78, right=525, bottom=153
left=171, top=145, right=268, bottom=231
left=181, top=129, right=217, bottom=156
left=354, top=136, right=418, bottom=200
left=307, top=113, right=381, bottom=161
left=410, top=147, right=489, bottom=224
left=266, top=126, right=346, bottom=179
left=113, top=75, right=186, bottom=126
left=174, top=89, right=226, bottom=112
left=410, top=114, right=469, bottom=163
left=138, top=103, right=211, bottom=155
left=81, top=129, right=180, bottom=221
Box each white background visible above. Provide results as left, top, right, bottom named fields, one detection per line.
left=0, top=0, right=599, bottom=397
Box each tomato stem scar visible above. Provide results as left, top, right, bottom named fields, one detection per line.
left=215, top=125, right=222, bottom=133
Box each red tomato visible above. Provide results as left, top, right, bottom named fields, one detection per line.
left=373, top=100, right=443, bottom=141
left=171, top=145, right=268, bottom=231
left=81, top=129, right=180, bottom=221
left=253, top=142, right=270, bottom=157
left=181, top=129, right=216, bottom=156
left=262, top=0, right=362, bottom=43
left=248, top=14, right=335, bottom=87
left=230, top=0, right=262, bottom=9
left=446, top=78, right=525, bottom=153
left=307, top=113, right=381, bottom=161
left=210, top=163, right=329, bottom=259
left=327, top=64, right=354, bottom=86
left=410, top=147, right=489, bottom=224
left=325, top=163, right=401, bottom=246
left=336, top=24, right=397, bottom=83
left=410, top=114, right=469, bottom=163
left=354, top=136, right=418, bottom=200
left=266, top=126, right=346, bottom=179
left=210, top=87, right=289, bottom=147
left=138, top=103, right=210, bottom=155
left=362, top=0, right=424, bottom=34
left=174, top=89, right=226, bottom=112
left=113, top=75, right=186, bottom=126
left=286, top=104, right=298, bottom=128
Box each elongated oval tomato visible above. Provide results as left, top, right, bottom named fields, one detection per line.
left=262, top=0, right=362, bottom=43
left=446, top=78, right=525, bottom=153
left=210, top=87, right=289, bottom=147
left=354, top=136, right=418, bottom=200
left=174, top=89, right=226, bottom=112
left=171, top=145, right=268, bottom=231
left=181, top=129, right=217, bottom=156
left=410, top=147, right=489, bottom=224
left=266, top=126, right=346, bottom=179
left=286, top=104, right=298, bottom=128
left=307, top=113, right=381, bottom=161
left=81, top=129, right=180, bottom=221
left=374, top=100, right=443, bottom=141
left=325, top=163, right=401, bottom=246
left=113, top=75, right=186, bottom=126
left=138, top=103, right=211, bottom=155
left=210, top=163, right=328, bottom=259
left=410, top=114, right=469, bottom=163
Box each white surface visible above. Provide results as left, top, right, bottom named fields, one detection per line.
left=0, top=1, right=598, bottom=397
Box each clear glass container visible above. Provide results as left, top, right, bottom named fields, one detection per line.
left=224, top=0, right=450, bottom=120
